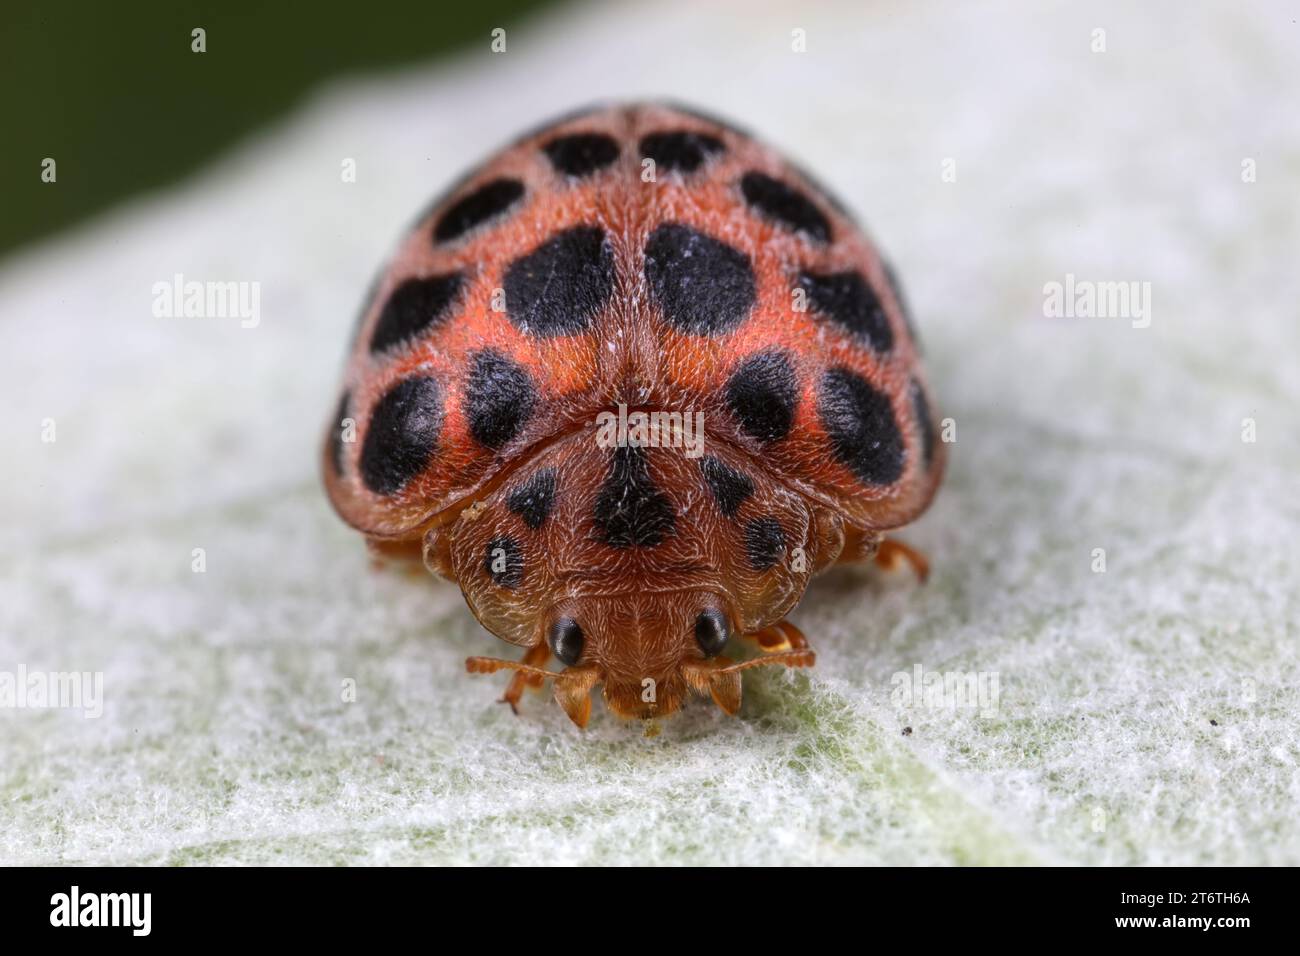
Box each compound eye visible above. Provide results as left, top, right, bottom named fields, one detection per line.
left=547, top=617, right=584, bottom=666
left=694, top=609, right=729, bottom=658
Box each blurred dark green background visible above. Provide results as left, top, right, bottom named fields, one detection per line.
left=1, top=0, right=558, bottom=260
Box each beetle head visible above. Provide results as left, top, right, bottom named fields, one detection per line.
left=466, top=589, right=813, bottom=726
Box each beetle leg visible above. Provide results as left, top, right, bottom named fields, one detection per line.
left=874, top=538, right=930, bottom=582
left=838, top=528, right=929, bottom=582
left=365, top=536, right=426, bottom=576
left=746, top=619, right=810, bottom=654
left=501, top=643, right=551, bottom=714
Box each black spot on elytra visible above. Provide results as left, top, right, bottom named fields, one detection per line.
left=464, top=350, right=537, bottom=450
left=504, top=225, right=614, bottom=336
left=506, top=468, right=558, bottom=530
left=644, top=223, right=756, bottom=335
left=593, top=446, right=675, bottom=548
left=817, top=368, right=904, bottom=486
left=744, top=517, right=785, bottom=571
left=368, top=273, right=465, bottom=353
left=359, top=376, right=444, bottom=495
left=911, top=379, right=936, bottom=469
left=485, top=536, right=524, bottom=588
left=699, top=455, right=754, bottom=518
left=798, top=270, right=893, bottom=352
left=433, top=178, right=525, bottom=243
left=330, top=391, right=351, bottom=475
left=740, top=171, right=831, bottom=243
left=639, top=130, right=725, bottom=173
left=883, top=260, right=921, bottom=350
left=725, top=350, right=798, bottom=443
left=542, top=133, right=620, bottom=177
left=790, top=162, right=855, bottom=221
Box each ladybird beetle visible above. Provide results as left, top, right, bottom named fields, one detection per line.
left=323, top=102, right=944, bottom=727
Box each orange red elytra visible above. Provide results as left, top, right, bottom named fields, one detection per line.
left=323, top=102, right=945, bottom=728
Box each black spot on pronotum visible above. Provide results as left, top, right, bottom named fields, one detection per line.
left=694, top=609, right=729, bottom=657
left=548, top=617, right=584, bottom=666
left=330, top=391, right=351, bottom=475
left=817, top=368, right=905, bottom=485
left=464, top=349, right=537, bottom=450
left=644, top=223, right=756, bottom=335
left=433, top=178, right=525, bottom=243
left=593, top=446, right=676, bottom=548
left=911, top=379, right=936, bottom=469
left=368, top=273, right=465, bottom=353
left=542, top=133, right=621, bottom=177
left=798, top=270, right=893, bottom=352
left=639, top=130, right=725, bottom=173
left=504, top=225, right=615, bottom=336
left=359, top=376, right=444, bottom=495
left=725, top=350, right=799, bottom=443
left=739, top=171, right=831, bottom=243
left=506, top=468, right=558, bottom=530
left=699, top=455, right=754, bottom=518
left=883, top=260, right=921, bottom=350
left=484, top=536, right=524, bottom=589
left=744, top=517, right=785, bottom=571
